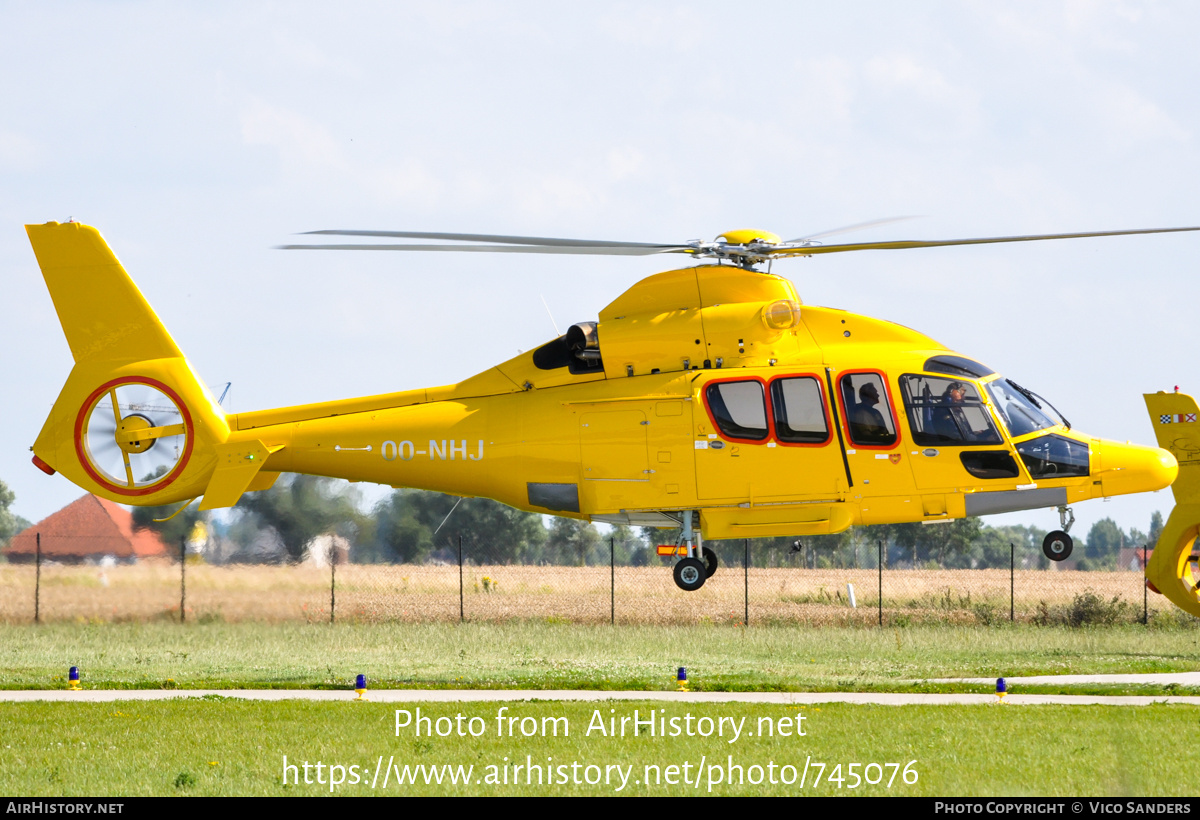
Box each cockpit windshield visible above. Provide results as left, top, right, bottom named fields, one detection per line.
left=985, top=379, right=1069, bottom=438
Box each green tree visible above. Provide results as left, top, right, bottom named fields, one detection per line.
left=372, top=490, right=548, bottom=565
left=0, top=479, right=31, bottom=548
left=236, top=474, right=365, bottom=562
left=1148, top=510, right=1165, bottom=547
left=369, top=491, right=434, bottom=563
left=1083, top=518, right=1124, bottom=568
left=609, top=524, right=648, bottom=565
left=131, top=499, right=205, bottom=551
left=548, top=517, right=601, bottom=566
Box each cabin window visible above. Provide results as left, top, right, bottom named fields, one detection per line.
left=899, top=374, right=1002, bottom=446
left=706, top=380, right=768, bottom=441
left=839, top=372, right=897, bottom=447
left=770, top=377, right=829, bottom=444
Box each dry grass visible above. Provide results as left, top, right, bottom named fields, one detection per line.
left=0, top=561, right=1167, bottom=625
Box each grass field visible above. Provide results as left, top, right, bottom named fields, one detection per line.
left=2, top=621, right=1197, bottom=693
left=3, top=573, right=1196, bottom=797
left=4, top=619, right=1198, bottom=797
left=0, top=562, right=1170, bottom=625
left=3, top=700, right=1197, bottom=796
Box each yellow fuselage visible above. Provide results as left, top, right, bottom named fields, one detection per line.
left=215, top=265, right=1174, bottom=539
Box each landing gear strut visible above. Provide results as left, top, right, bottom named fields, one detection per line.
left=1043, top=505, right=1075, bottom=562
left=671, top=511, right=710, bottom=591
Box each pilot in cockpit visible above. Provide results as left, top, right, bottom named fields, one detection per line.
left=931, top=381, right=969, bottom=441
left=944, top=381, right=968, bottom=405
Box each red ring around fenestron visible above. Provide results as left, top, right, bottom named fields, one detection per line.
left=74, top=376, right=194, bottom=497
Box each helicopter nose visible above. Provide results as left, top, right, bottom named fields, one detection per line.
left=1096, top=440, right=1178, bottom=497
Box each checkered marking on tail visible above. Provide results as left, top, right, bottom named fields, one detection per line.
left=1159, top=413, right=1196, bottom=424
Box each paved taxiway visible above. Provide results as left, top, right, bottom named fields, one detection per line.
left=5, top=672, right=1196, bottom=705
left=4, top=688, right=1198, bottom=706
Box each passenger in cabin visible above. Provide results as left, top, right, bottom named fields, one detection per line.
left=851, top=382, right=890, bottom=443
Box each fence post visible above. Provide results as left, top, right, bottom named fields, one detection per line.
left=458, top=535, right=464, bottom=623
left=1143, top=544, right=1148, bottom=625
left=877, top=540, right=882, bottom=627
left=35, top=532, right=41, bottom=624
left=179, top=535, right=186, bottom=624
left=330, top=546, right=336, bottom=625
left=1010, top=543, right=1015, bottom=623
left=610, top=537, right=615, bottom=626
left=743, top=539, right=749, bottom=627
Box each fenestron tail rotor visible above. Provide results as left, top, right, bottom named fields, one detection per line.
left=279, top=224, right=1200, bottom=269
left=77, top=378, right=193, bottom=496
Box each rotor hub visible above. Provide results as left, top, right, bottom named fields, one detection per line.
left=116, top=414, right=155, bottom=454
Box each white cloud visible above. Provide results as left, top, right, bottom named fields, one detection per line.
left=0, top=130, right=42, bottom=172
left=864, top=54, right=957, bottom=100
left=606, top=146, right=644, bottom=181
left=1091, top=83, right=1190, bottom=148
left=369, top=158, right=446, bottom=209
left=860, top=53, right=982, bottom=142
left=240, top=100, right=348, bottom=170
left=512, top=173, right=602, bottom=220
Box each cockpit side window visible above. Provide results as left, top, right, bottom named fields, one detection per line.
left=705, top=380, right=768, bottom=441
left=1016, top=435, right=1089, bottom=478
left=899, top=374, right=1002, bottom=446
left=839, top=372, right=897, bottom=447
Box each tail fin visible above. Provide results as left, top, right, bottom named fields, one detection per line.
left=1142, top=390, right=1200, bottom=617
left=28, top=222, right=229, bottom=505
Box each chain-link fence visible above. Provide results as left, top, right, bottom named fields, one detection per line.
left=0, top=533, right=1180, bottom=626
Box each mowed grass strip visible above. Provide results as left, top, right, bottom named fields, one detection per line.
left=2, top=622, right=1198, bottom=693
left=1, top=700, right=1195, bottom=796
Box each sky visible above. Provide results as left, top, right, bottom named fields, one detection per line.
left=2, top=1, right=1197, bottom=541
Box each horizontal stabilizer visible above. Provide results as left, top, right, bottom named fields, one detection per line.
left=199, top=441, right=284, bottom=510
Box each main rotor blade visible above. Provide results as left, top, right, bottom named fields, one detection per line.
left=299, top=229, right=676, bottom=250
left=786, top=216, right=919, bottom=244
left=770, top=225, right=1200, bottom=256
left=278, top=242, right=693, bottom=256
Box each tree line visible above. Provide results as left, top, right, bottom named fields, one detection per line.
left=125, top=474, right=1162, bottom=571
left=0, top=474, right=1164, bottom=571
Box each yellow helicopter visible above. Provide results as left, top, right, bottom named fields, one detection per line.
left=21, top=220, right=1199, bottom=611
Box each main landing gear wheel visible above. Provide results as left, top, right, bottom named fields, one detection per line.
left=673, top=557, right=707, bottom=592
left=702, top=546, right=718, bottom=578
left=1043, top=530, right=1073, bottom=562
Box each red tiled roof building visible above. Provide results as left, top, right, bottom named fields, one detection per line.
left=4, top=495, right=170, bottom=563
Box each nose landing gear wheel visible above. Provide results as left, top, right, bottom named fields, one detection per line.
left=1043, top=530, right=1073, bottom=561
left=673, top=557, right=707, bottom=591
left=702, top=546, right=718, bottom=578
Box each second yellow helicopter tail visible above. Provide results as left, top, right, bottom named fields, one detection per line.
left=1142, top=390, right=1200, bottom=617
left=27, top=221, right=230, bottom=506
